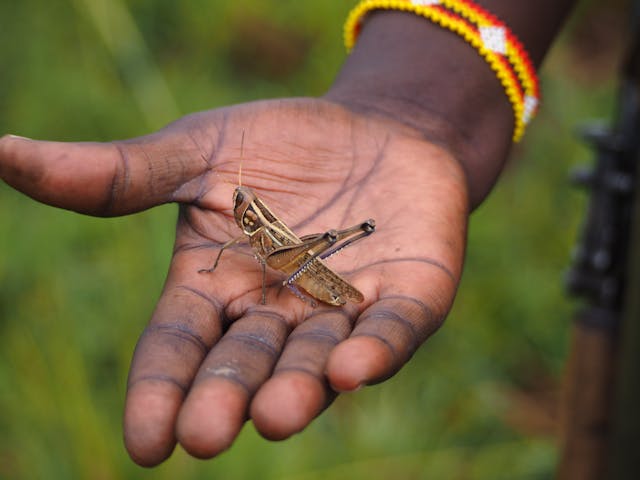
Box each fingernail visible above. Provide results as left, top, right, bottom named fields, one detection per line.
left=333, top=383, right=364, bottom=393
left=7, top=134, right=32, bottom=140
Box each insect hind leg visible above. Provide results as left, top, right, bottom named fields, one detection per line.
left=285, top=283, right=318, bottom=308
left=320, top=219, right=375, bottom=261
left=285, top=219, right=376, bottom=283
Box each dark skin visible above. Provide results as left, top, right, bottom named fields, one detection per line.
left=0, top=0, right=576, bottom=467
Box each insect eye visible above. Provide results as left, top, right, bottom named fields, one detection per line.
left=234, top=191, right=245, bottom=206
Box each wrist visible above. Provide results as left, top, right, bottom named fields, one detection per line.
left=325, top=11, right=514, bottom=208
left=325, top=1, right=576, bottom=208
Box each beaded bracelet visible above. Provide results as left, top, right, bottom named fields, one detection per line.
left=440, top=0, right=539, bottom=125
left=344, top=0, right=540, bottom=142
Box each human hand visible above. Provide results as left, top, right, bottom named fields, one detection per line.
left=0, top=97, right=468, bottom=466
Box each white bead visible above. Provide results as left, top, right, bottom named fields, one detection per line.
left=479, top=26, right=507, bottom=55
left=411, top=0, right=441, bottom=5
left=523, top=95, right=538, bottom=124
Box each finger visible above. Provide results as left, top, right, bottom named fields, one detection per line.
left=176, top=309, right=291, bottom=459
left=327, top=263, right=456, bottom=392
left=0, top=132, right=211, bottom=216
left=123, top=284, right=227, bottom=467
left=250, top=309, right=353, bottom=440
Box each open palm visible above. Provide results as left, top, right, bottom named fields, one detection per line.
left=0, top=97, right=468, bottom=466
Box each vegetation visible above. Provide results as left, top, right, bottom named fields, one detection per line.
left=0, top=0, right=621, bottom=478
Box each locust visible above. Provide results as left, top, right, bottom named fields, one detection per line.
left=198, top=172, right=375, bottom=306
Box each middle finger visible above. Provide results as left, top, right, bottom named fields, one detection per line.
left=176, top=308, right=291, bottom=458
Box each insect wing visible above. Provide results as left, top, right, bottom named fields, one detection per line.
left=263, top=230, right=365, bottom=305
left=294, top=259, right=364, bottom=306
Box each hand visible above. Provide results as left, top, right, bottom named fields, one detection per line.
left=0, top=97, right=468, bottom=466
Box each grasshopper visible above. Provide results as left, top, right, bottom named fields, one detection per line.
left=199, top=171, right=375, bottom=306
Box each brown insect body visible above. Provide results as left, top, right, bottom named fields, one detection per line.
left=231, top=185, right=373, bottom=306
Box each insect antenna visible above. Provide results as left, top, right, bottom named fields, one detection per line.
left=213, top=130, right=245, bottom=189
left=238, top=129, right=245, bottom=187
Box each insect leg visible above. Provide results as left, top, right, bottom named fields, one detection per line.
left=261, top=259, right=267, bottom=305
left=285, top=219, right=376, bottom=285
left=263, top=230, right=340, bottom=272
left=319, top=219, right=375, bottom=261
left=286, top=283, right=318, bottom=308
left=198, top=235, right=246, bottom=274
left=267, top=219, right=375, bottom=271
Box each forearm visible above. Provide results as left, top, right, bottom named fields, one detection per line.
left=325, top=0, right=577, bottom=208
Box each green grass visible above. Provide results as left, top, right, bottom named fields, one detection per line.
left=0, top=0, right=620, bottom=478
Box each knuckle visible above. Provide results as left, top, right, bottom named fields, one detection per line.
left=144, top=323, right=209, bottom=356
left=354, top=295, right=443, bottom=363
left=127, top=373, right=189, bottom=394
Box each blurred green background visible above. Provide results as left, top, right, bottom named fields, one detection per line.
left=0, top=0, right=626, bottom=478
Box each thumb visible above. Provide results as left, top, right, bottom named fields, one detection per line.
left=0, top=131, right=209, bottom=216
